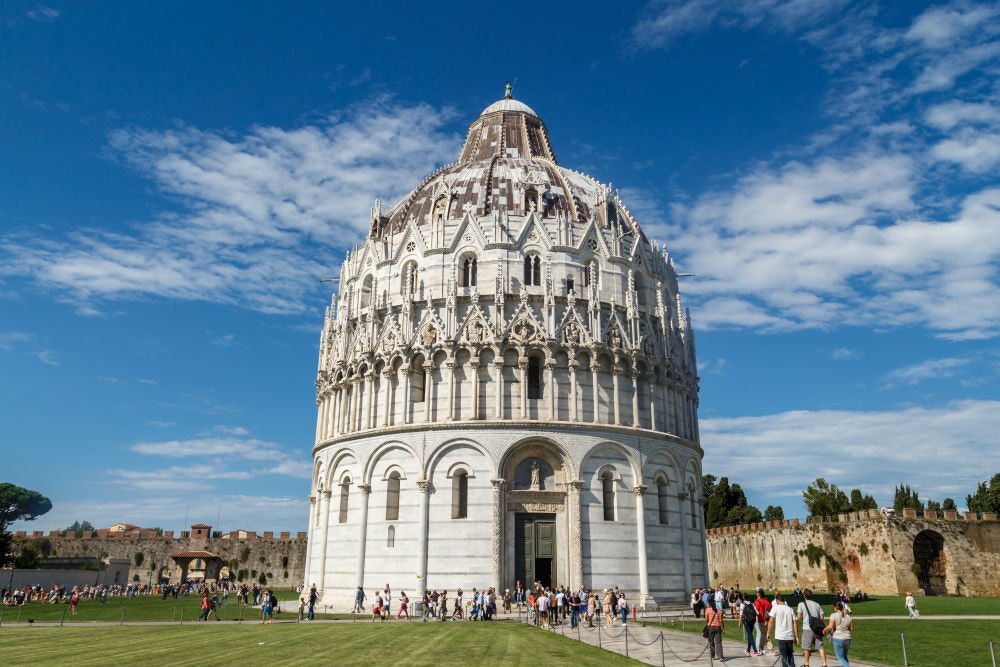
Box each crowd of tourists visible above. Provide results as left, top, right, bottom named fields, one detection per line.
left=695, top=584, right=856, bottom=667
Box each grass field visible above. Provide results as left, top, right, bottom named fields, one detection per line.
left=648, top=593, right=1000, bottom=667
left=1, top=621, right=643, bottom=667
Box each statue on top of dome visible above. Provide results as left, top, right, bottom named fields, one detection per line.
left=504, top=80, right=513, bottom=99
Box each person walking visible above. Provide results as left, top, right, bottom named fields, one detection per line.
left=768, top=593, right=798, bottom=667
left=905, top=592, right=919, bottom=618
left=397, top=591, right=409, bottom=620
left=824, top=599, right=854, bottom=667
left=796, top=588, right=828, bottom=667
left=308, top=584, right=317, bottom=619
left=740, top=594, right=760, bottom=656
left=704, top=598, right=725, bottom=662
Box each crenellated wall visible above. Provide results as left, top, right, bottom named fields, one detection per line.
left=11, top=529, right=308, bottom=588
left=706, top=512, right=1000, bottom=596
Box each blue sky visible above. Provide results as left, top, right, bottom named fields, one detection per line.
left=3, top=1, right=999, bottom=534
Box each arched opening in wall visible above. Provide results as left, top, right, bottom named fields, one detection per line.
left=478, top=348, right=495, bottom=420
left=401, top=261, right=418, bottom=295
left=360, top=274, right=374, bottom=309
left=339, top=476, right=351, bottom=524
left=527, top=353, right=543, bottom=400
left=524, top=186, right=538, bottom=213
left=432, top=196, right=448, bottom=224
left=386, top=472, right=401, bottom=521
left=452, top=469, right=469, bottom=519
left=634, top=272, right=646, bottom=305
left=411, top=354, right=426, bottom=403
left=688, top=481, right=699, bottom=529
left=913, top=530, right=947, bottom=595
left=523, top=254, right=541, bottom=286
left=387, top=525, right=396, bottom=548
left=601, top=470, right=617, bottom=521
left=462, top=255, right=478, bottom=287
left=656, top=476, right=669, bottom=525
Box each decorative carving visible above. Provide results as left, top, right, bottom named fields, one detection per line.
left=422, top=324, right=438, bottom=346
left=516, top=502, right=563, bottom=514
left=416, top=478, right=431, bottom=493
left=633, top=484, right=648, bottom=496
left=529, top=461, right=541, bottom=490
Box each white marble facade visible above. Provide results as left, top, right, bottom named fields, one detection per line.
left=306, top=90, right=708, bottom=610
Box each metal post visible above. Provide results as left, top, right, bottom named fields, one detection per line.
left=180, top=609, right=184, bottom=624
left=625, top=625, right=629, bottom=658
left=660, top=631, right=665, bottom=667
left=990, top=639, right=996, bottom=667
left=60, top=609, right=66, bottom=627
left=120, top=606, right=125, bottom=626
left=597, top=611, right=602, bottom=648
left=901, top=633, right=908, bottom=666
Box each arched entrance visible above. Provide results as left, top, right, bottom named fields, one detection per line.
left=913, top=530, right=947, bottom=595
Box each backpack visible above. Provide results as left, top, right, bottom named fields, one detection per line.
left=742, top=603, right=757, bottom=626
left=803, top=601, right=825, bottom=636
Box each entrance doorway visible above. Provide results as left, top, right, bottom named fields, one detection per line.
left=515, top=514, right=556, bottom=589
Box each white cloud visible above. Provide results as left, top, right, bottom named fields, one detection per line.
left=701, top=399, right=1000, bottom=516
left=0, top=98, right=462, bottom=315
left=932, top=130, right=1000, bottom=172
left=831, top=347, right=855, bottom=360
left=25, top=6, right=60, bottom=22
left=881, top=357, right=972, bottom=388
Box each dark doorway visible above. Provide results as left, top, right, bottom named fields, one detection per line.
left=913, top=529, right=947, bottom=595
left=515, top=514, right=556, bottom=589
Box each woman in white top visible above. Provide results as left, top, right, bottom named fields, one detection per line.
left=824, top=599, right=855, bottom=667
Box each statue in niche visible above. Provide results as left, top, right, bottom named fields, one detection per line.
left=384, top=332, right=396, bottom=352
left=514, top=318, right=535, bottom=342
left=530, top=461, right=541, bottom=490
left=467, top=319, right=485, bottom=344
left=564, top=321, right=581, bottom=345
left=610, top=328, right=622, bottom=350
left=422, top=325, right=437, bottom=347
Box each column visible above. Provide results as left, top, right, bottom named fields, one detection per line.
left=416, top=478, right=431, bottom=610
left=355, top=484, right=371, bottom=589
left=470, top=360, right=480, bottom=419
left=346, top=380, right=357, bottom=433
left=494, top=361, right=504, bottom=419
left=399, top=367, right=411, bottom=424
left=364, top=372, right=374, bottom=430
left=446, top=359, right=456, bottom=421
left=315, top=399, right=324, bottom=443
left=381, top=370, right=393, bottom=427
left=317, top=489, right=332, bottom=592
left=649, top=382, right=658, bottom=431
left=591, top=365, right=600, bottom=423
left=631, top=372, right=641, bottom=428
left=423, top=361, right=433, bottom=423
left=568, top=480, right=585, bottom=587
left=490, top=479, right=506, bottom=592
left=304, top=495, right=317, bottom=588
left=678, top=490, right=692, bottom=593
left=569, top=361, right=579, bottom=422
left=545, top=362, right=555, bottom=420
left=335, top=386, right=346, bottom=435
left=612, top=365, right=622, bottom=425
left=518, top=358, right=528, bottom=419
left=326, top=394, right=336, bottom=439
left=633, top=485, right=652, bottom=609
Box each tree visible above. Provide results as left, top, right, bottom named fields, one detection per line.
left=848, top=489, right=878, bottom=512
left=803, top=478, right=850, bottom=518
left=893, top=483, right=923, bottom=513
left=0, top=483, right=52, bottom=567
left=926, top=499, right=941, bottom=512
left=966, top=473, right=1000, bottom=517
left=703, top=475, right=764, bottom=528
left=943, top=498, right=957, bottom=511
left=66, top=520, right=96, bottom=537
left=764, top=505, right=785, bottom=522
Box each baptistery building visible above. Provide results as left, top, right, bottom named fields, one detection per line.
left=305, top=88, right=708, bottom=609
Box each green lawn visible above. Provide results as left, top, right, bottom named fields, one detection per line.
left=1, top=622, right=644, bottom=667
left=801, top=592, right=1000, bottom=617
left=649, top=610, right=1000, bottom=667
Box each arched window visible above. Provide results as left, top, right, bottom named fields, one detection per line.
left=524, top=186, right=538, bottom=213
left=386, top=471, right=401, bottom=521
left=523, top=255, right=541, bottom=286
left=411, top=356, right=426, bottom=403
left=360, top=274, right=374, bottom=309
left=527, top=355, right=542, bottom=400
left=339, top=476, right=351, bottom=524
left=602, top=471, right=616, bottom=521
left=387, top=525, right=395, bottom=547
left=462, top=256, right=478, bottom=287
left=656, top=478, right=668, bottom=525
left=432, top=196, right=448, bottom=223
left=452, top=470, right=469, bottom=519
left=689, top=485, right=698, bottom=528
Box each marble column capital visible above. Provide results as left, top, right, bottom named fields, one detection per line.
left=416, top=478, right=431, bottom=493
left=633, top=484, right=648, bottom=496
left=358, top=484, right=372, bottom=496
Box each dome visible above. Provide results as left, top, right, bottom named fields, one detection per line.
left=306, top=91, right=705, bottom=615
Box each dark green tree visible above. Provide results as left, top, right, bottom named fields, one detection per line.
left=848, top=489, right=878, bottom=512
left=703, top=476, right=763, bottom=528
left=764, top=505, right=785, bottom=521
left=926, top=499, right=942, bottom=512
left=66, top=520, right=96, bottom=537
left=942, top=498, right=957, bottom=511
left=893, top=483, right=923, bottom=513
left=966, top=473, right=1000, bottom=517
left=803, top=478, right=850, bottom=518
left=0, top=483, right=53, bottom=567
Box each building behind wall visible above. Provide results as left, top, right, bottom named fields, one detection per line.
left=306, top=87, right=707, bottom=610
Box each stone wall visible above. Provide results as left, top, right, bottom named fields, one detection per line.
left=12, top=530, right=308, bottom=589
left=706, top=513, right=1000, bottom=596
